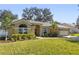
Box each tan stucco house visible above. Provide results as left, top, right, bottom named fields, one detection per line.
left=8, top=19, right=51, bottom=36
left=0, top=19, right=74, bottom=36
left=5, top=19, right=74, bottom=37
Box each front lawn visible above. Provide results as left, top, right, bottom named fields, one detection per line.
left=71, top=34, right=79, bottom=36
left=0, top=38, right=79, bottom=55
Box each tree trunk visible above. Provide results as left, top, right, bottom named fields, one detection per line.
left=5, top=33, right=7, bottom=41
left=5, top=29, right=7, bottom=41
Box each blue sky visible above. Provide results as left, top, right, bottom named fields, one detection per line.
left=0, top=4, right=78, bottom=24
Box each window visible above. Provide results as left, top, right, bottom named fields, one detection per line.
left=19, top=24, right=27, bottom=34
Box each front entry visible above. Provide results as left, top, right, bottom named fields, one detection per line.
left=35, top=25, right=40, bottom=36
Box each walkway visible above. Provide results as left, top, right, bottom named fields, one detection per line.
left=36, top=37, right=62, bottom=39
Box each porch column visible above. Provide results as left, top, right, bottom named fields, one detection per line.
left=30, top=25, right=35, bottom=35
left=39, top=26, right=43, bottom=37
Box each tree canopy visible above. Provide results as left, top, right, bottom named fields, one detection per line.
left=22, top=7, right=53, bottom=22
left=0, top=10, right=17, bottom=22
left=0, top=10, right=18, bottom=40
left=0, top=10, right=17, bottom=29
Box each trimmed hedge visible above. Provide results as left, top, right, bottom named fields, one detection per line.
left=43, top=32, right=59, bottom=37
left=11, top=34, right=36, bottom=41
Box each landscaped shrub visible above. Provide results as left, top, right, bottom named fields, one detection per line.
left=48, top=32, right=59, bottom=37
left=11, top=34, right=19, bottom=41
left=21, top=34, right=27, bottom=40
left=44, top=33, right=49, bottom=37
left=11, top=34, right=36, bottom=41
left=25, top=34, right=36, bottom=39
left=0, top=36, right=5, bottom=40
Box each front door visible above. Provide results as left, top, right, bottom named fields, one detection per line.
left=35, top=25, right=40, bottom=36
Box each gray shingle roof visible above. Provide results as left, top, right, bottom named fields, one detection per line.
left=12, top=19, right=74, bottom=28
left=42, top=22, right=52, bottom=26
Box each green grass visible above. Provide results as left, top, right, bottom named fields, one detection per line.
left=70, top=34, right=79, bottom=36
left=0, top=38, right=79, bottom=55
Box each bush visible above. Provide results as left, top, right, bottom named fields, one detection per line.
left=11, top=34, right=36, bottom=41
left=0, top=36, right=5, bottom=40
left=26, top=34, right=36, bottom=39
left=11, top=34, right=19, bottom=41
left=44, top=33, right=49, bottom=37
left=48, top=32, right=59, bottom=37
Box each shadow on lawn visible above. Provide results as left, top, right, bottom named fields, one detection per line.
left=66, top=38, right=79, bottom=43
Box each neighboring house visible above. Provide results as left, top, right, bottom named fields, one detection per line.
left=58, top=23, right=74, bottom=36
left=70, top=16, right=79, bottom=33
left=5, top=19, right=73, bottom=37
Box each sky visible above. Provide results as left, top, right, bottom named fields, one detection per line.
left=0, top=4, right=78, bottom=24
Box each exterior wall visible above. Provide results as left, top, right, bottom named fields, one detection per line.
left=9, top=20, right=31, bottom=35
left=58, top=28, right=70, bottom=36
left=59, top=30, right=69, bottom=36
left=40, top=26, right=43, bottom=36
left=9, top=20, right=43, bottom=36
left=41, top=26, right=51, bottom=36
left=8, top=20, right=71, bottom=37
left=31, top=24, right=43, bottom=36
left=30, top=25, right=36, bottom=35
left=76, top=25, right=79, bottom=29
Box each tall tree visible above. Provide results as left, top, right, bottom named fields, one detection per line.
left=42, top=8, right=53, bottom=22
left=32, top=7, right=42, bottom=21
left=22, top=7, right=53, bottom=22
left=22, top=8, right=32, bottom=20
left=0, top=10, right=17, bottom=40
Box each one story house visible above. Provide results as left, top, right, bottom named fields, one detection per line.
left=58, top=23, right=74, bottom=36
left=4, top=19, right=73, bottom=37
